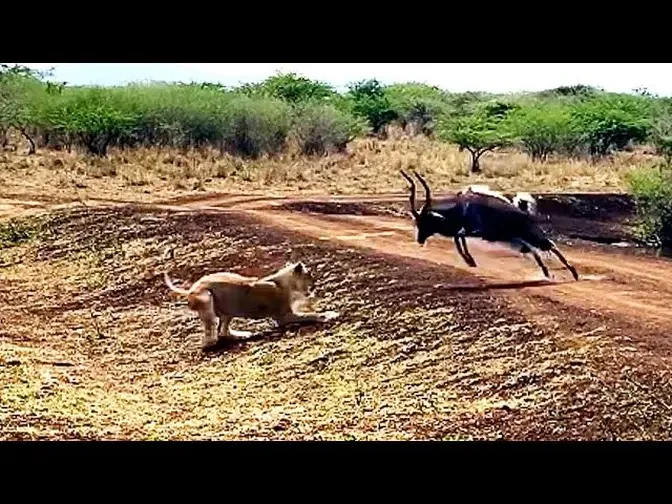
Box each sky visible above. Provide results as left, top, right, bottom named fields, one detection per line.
left=10, top=63, right=672, bottom=96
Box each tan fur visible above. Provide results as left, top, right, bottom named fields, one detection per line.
left=164, top=261, right=338, bottom=350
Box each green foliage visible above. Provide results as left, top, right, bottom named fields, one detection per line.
left=238, top=72, right=335, bottom=104
left=650, top=99, right=672, bottom=166
left=446, top=91, right=493, bottom=117
left=46, top=87, right=137, bottom=156
left=438, top=107, right=513, bottom=173
left=220, top=96, right=291, bottom=158
left=292, top=101, right=367, bottom=155
left=627, top=167, right=672, bottom=252
left=569, top=95, right=652, bottom=157
left=385, top=83, right=450, bottom=135
left=507, top=103, right=578, bottom=161
left=0, top=217, right=42, bottom=249
left=2, top=67, right=671, bottom=166
left=540, top=84, right=601, bottom=99
left=347, top=79, right=398, bottom=134
left=0, top=67, right=50, bottom=153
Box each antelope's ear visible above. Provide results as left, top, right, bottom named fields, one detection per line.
left=294, top=262, right=306, bottom=274
left=429, top=211, right=446, bottom=221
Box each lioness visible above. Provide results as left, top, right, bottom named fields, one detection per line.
left=164, top=261, right=339, bottom=350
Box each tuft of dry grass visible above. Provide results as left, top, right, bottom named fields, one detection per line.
left=0, top=138, right=661, bottom=211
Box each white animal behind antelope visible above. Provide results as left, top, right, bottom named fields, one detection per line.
left=459, top=184, right=537, bottom=215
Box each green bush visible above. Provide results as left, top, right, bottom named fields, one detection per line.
left=627, top=167, right=672, bottom=252
left=385, top=83, right=450, bottom=135
left=570, top=95, right=652, bottom=158
left=45, top=86, right=138, bottom=156
left=507, top=103, right=579, bottom=161
left=239, top=72, right=336, bottom=104
left=0, top=217, right=42, bottom=249
left=347, top=79, right=398, bottom=135
left=4, top=67, right=672, bottom=166
left=0, top=66, right=50, bottom=154
left=292, top=102, right=367, bottom=155
left=650, top=99, right=672, bottom=166
left=220, top=96, right=291, bottom=158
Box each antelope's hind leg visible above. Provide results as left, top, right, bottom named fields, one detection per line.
left=548, top=242, right=579, bottom=281
left=515, top=239, right=552, bottom=280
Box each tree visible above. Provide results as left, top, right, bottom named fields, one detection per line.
left=346, top=79, right=398, bottom=135
left=46, top=87, right=137, bottom=156
left=570, top=95, right=651, bottom=158
left=0, top=65, right=49, bottom=154
left=291, top=102, right=366, bottom=155
left=650, top=100, right=672, bottom=168
left=508, top=103, right=577, bottom=162
left=438, top=113, right=512, bottom=173
left=237, top=72, right=335, bottom=104
left=627, top=167, right=672, bottom=253
left=385, top=82, right=450, bottom=135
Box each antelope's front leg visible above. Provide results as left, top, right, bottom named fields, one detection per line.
left=454, top=229, right=477, bottom=267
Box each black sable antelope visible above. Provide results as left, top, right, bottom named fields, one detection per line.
left=400, top=170, right=579, bottom=281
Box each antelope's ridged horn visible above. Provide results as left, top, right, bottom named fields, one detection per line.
left=400, top=170, right=419, bottom=218
left=413, top=171, right=431, bottom=208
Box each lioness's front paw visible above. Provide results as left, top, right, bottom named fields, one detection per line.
left=321, top=311, right=340, bottom=321
left=201, top=340, right=219, bottom=351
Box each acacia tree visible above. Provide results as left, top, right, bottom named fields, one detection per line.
left=439, top=113, right=511, bottom=173
left=0, top=65, right=49, bottom=154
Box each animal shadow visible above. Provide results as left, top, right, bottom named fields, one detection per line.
left=201, top=318, right=337, bottom=355
left=439, top=278, right=571, bottom=292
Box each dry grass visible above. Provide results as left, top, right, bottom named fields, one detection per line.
left=2, top=207, right=672, bottom=440
left=0, top=137, right=660, bottom=209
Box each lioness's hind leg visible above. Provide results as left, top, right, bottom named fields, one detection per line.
left=196, top=293, right=218, bottom=349
left=217, top=316, right=254, bottom=341
left=217, top=316, right=231, bottom=340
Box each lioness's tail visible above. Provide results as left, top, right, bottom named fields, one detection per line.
left=164, top=272, right=191, bottom=297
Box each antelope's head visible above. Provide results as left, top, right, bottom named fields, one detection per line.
left=400, top=170, right=446, bottom=245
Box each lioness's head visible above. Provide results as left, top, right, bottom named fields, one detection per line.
left=286, top=261, right=315, bottom=295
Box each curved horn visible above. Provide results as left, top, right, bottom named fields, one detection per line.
left=413, top=171, right=432, bottom=209
left=400, top=170, right=419, bottom=219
